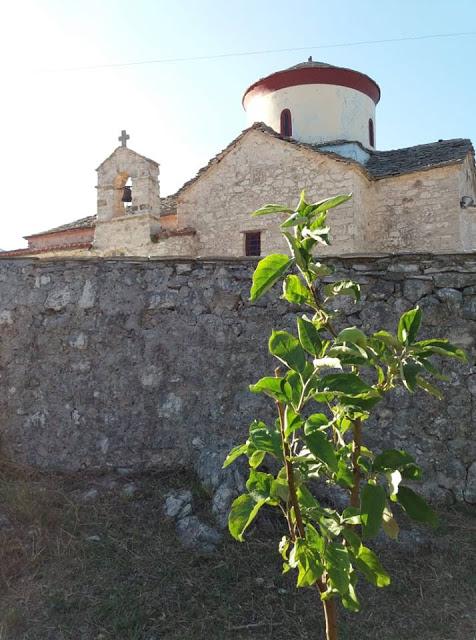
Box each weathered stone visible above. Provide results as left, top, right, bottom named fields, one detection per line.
left=464, top=461, right=476, bottom=504
left=436, top=287, right=463, bottom=305
left=462, top=296, right=476, bottom=320
left=164, top=490, right=193, bottom=519
left=0, top=255, right=474, bottom=507
left=194, top=447, right=246, bottom=529
left=175, top=515, right=221, bottom=554
left=434, top=272, right=476, bottom=289
left=403, top=278, right=433, bottom=302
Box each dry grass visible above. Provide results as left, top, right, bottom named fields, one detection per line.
left=0, top=458, right=475, bottom=640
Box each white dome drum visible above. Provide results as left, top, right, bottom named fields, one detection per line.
left=243, top=60, right=380, bottom=149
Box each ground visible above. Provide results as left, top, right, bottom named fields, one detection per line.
left=0, top=460, right=475, bottom=640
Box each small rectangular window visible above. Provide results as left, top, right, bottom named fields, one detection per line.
left=245, top=232, right=261, bottom=256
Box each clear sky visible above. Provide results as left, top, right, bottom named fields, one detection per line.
left=1, top=0, right=476, bottom=249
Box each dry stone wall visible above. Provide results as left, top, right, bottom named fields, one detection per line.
left=0, top=254, right=475, bottom=505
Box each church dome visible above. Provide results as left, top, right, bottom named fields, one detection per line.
left=242, top=59, right=380, bottom=149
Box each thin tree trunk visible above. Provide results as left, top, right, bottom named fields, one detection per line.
left=275, top=368, right=339, bottom=640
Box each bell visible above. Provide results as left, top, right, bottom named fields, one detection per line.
left=122, top=185, right=132, bottom=203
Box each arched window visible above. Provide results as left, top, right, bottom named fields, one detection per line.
left=368, top=118, right=375, bottom=148
left=280, top=109, right=292, bottom=137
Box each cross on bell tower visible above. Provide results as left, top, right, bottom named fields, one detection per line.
left=118, top=129, right=130, bottom=148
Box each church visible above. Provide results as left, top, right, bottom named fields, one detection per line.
left=5, top=59, right=476, bottom=258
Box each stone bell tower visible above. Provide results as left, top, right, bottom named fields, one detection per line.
left=93, top=131, right=161, bottom=255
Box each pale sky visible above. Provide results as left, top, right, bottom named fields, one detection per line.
left=1, top=0, right=476, bottom=249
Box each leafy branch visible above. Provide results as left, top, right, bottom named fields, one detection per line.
left=224, top=191, right=466, bottom=640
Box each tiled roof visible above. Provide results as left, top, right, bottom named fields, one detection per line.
left=286, top=60, right=333, bottom=70
left=0, top=242, right=93, bottom=257
left=364, top=139, right=473, bottom=178
left=25, top=215, right=97, bottom=238
left=160, top=195, right=178, bottom=216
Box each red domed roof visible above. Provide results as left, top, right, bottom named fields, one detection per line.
left=243, top=59, right=381, bottom=108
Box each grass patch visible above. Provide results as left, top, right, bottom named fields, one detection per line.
left=0, top=460, right=475, bottom=639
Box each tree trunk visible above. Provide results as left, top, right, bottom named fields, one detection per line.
left=323, top=597, right=338, bottom=640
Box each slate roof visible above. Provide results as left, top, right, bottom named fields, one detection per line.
left=364, top=139, right=474, bottom=178
left=26, top=215, right=97, bottom=238
left=286, top=60, right=333, bottom=70
left=0, top=242, right=93, bottom=257
left=160, top=195, right=178, bottom=216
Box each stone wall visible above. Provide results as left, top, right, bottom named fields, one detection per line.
left=0, top=253, right=475, bottom=505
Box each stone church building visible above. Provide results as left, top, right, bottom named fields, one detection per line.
left=5, top=60, right=476, bottom=258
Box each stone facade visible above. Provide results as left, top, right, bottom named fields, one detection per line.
left=5, top=126, right=476, bottom=260
left=0, top=253, right=475, bottom=505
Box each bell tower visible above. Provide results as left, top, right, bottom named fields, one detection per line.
left=94, top=132, right=161, bottom=255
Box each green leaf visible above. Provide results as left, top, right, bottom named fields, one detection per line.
left=315, top=373, right=373, bottom=397
left=250, top=254, right=294, bottom=301
left=249, top=377, right=290, bottom=403
left=248, top=450, right=266, bottom=468
left=302, top=226, right=331, bottom=245
left=285, top=370, right=303, bottom=407
left=336, top=327, right=367, bottom=348
left=252, top=203, right=295, bottom=217
left=296, top=189, right=307, bottom=214
left=312, top=357, right=343, bottom=371
left=385, top=469, right=402, bottom=497
left=416, top=377, right=442, bottom=399
left=397, top=486, right=438, bottom=527
left=336, top=458, right=354, bottom=488
left=310, top=194, right=352, bottom=214
left=303, top=427, right=338, bottom=473
left=304, top=413, right=329, bottom=430
left=295, top=542, right=324, bottom=587
left=400, top=362, right=423, bottom=392
left=246, top=469, right=277, bottom=503
left=282, top=275, right=315, bottom=307
left=249, top=425, right=283, bottom=461
left=382, top=506, right=399, bottom=540
left=342, top=575, right=360, bottom=612
left=269, top=330, right=307, bottom=375
left=280, top=212, right=310, bottom=228
left=397, top=307, right=422, bottom=345
left=372, top=330, right=402, bottom=351
left=297, top=485, right=322, bottom=512
left=228, top=494, right=265, bottom=541
left=284, top=406, right=303, bottom=438
left=309, top=262, right=335, bottom=277
left=324, top=280, right=361, bottom=301
left=342, top=507, right=361, bottom=525
left=413, top=339, right=467, bottom=361
left=338, top=396, right=381, bottom=418
left=297, top=316, right=322, bottom=356
left=327, top=342, right=368, bottom=366
left=360, top=483, right=386, bottom=540
left=282, top=232, right=309, bottom=269
left=373, top=449, right=415, bottom=472
left=400, top=463, right=422, bottom=479
left=353, top=546, right=390, bottom=587
left=325, top=542, right=351, bottom=595
left=223, top=443, right=248, bottom=468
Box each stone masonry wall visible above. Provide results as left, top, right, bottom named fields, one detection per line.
left=0, top=254, right=475, bottom=505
